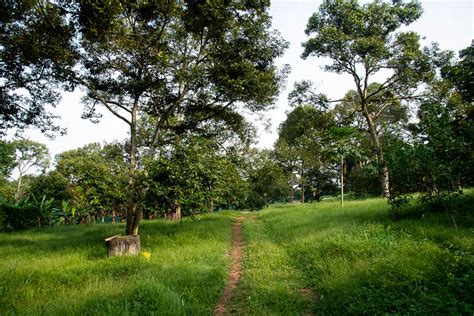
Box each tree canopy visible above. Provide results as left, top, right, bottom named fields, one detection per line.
left=302, top=0, right=437, bottom=197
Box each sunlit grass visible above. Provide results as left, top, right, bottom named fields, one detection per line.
left=0, top=211, right=238, bottom=315
left=235, top=194, right=474, bottom=314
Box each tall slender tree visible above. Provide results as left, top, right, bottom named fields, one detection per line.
left=302, top=0, right=435, bottom=197
left=10, top=140, right=49, bottom=201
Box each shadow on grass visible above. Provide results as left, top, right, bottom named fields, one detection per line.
left=0, top=214, right=236, bottom=259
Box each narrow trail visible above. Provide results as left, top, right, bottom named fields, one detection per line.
left=214, top=216, right=245, bottom=316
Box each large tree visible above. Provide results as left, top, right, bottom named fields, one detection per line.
left=302, top=0, right=435, bottom=197
left=75, top=1, right=286, bottom=235
left=0, top=1, right=75, bottom=136
left=14, top=1, right=287, bottom=235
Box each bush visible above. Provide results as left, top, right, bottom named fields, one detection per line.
left=0, top=202, right=40, bottom=231
left=244, top=192, right=267, bottom=211
left=387, top=194, right=413, bottom=220
left=347, top=163, right=381, bottom=197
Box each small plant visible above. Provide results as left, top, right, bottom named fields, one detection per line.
left=420, top=190, right=463, bottom=229
left=28, top=194, right=55, bottom=227
left=388, top=194, right=413, bottom=220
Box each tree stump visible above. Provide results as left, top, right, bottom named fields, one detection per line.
left=105, top=235, right=140, bottom=256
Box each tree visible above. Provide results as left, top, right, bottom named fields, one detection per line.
left=0, top=1, right=75, bottom=136
left=321, top=126, right=366, bottom=207
left=28, top=171, right=71, bottom=209
left=245, top=150, right=289, bottom=209
left=55, top=143, right=128, bottom=216
left=10, top=140, right=49, bottom=201
left=29, top=0, right=286, bottom=236
left=275, top=101, right=334, bottom=202
left=302, top=0, right=436, bottom=197
left=384, top=43, right=473, bottom=219
left=443, top=44, right=474, bottom=103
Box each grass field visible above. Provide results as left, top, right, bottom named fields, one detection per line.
left=0, top=211, right=238, bottom=315
left=235, top=194, right=474, bottom=314
left=0, top=194, right=473, bottom=315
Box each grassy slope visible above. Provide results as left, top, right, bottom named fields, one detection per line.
left=0, top=211, right=238, bottom=315
left=235, top=195, right=474, bottom=314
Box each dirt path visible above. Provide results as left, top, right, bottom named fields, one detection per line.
left=214, top=216, right=245, bottom=316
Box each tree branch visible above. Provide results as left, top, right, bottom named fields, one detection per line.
left=81, top=81, right=131, bottom=126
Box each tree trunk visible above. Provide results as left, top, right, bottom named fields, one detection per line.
left=381, top=164, right=390, bottom=198
left=15, top=173, right=23, bottom=202
left=105, top=235, right=140, bottom=257
left=362, top=108, right=390, bottom=198
left=301, top=161, right=305, bottom=203
left=290, top=172, right=295, bottom=202
left=175, top=204, right=181, bottom=221
left=340, top=156, right=344, bottom=207
left=125, top=100, right=140, bottom=236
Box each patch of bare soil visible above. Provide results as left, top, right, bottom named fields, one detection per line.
left=214, top=216, right=245, bottom=316
left=299, top=288, right=318, bottom=315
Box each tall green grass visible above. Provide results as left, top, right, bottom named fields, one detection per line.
left=235, top=194, right=474, bottom=314
left=1, top=195, right=473, bottom=315
left=0, top=212, right=238, bottom=315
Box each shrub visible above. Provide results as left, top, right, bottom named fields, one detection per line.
left=0, top=202, right=40, bottom=231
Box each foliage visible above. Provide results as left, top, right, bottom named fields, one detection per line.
left=385, top=43, right=473, bottom=216
left=28, top=171, right=71, bottom=208
left=73, top=0, right=287, bottom=234
left=275, top=104, right=335, bottom=202
left=4, top=0, right=288, bottom=235
left=0, top=140, right=16, bottom=180
left=55, top=143, right=128, bottom=213
left=302, top=0, right=440, bottom=196
left=301, top=165, right=338, bottom=202
left=387, top=193, right=413, bottom=220
left=145, top=137, right=223, bottom=215
left=215, top=156, right=250, bottom=210
left=0, top=201, right=39, bottom=231
left=245, top=151, right=289, bottom=209
left=346, top=162, right=380, bottom=197
left=0, top=0, right=74, bottom=136
left=443, top=44, right=474, bottom=103
left=8, top=139, right=50, bottom=201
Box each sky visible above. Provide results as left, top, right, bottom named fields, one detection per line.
left=22, top=0, right=474, bottom=158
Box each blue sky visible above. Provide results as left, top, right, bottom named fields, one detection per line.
left=23, top=0, right=474, bottom=157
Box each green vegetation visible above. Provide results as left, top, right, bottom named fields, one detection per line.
left=235, top=194, right=474, bottom=314
left=0, top=0, right=472, bottom=313
left=0, top=212, right=237, bottom=315
left=2, top=195, right=472, bottom=314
